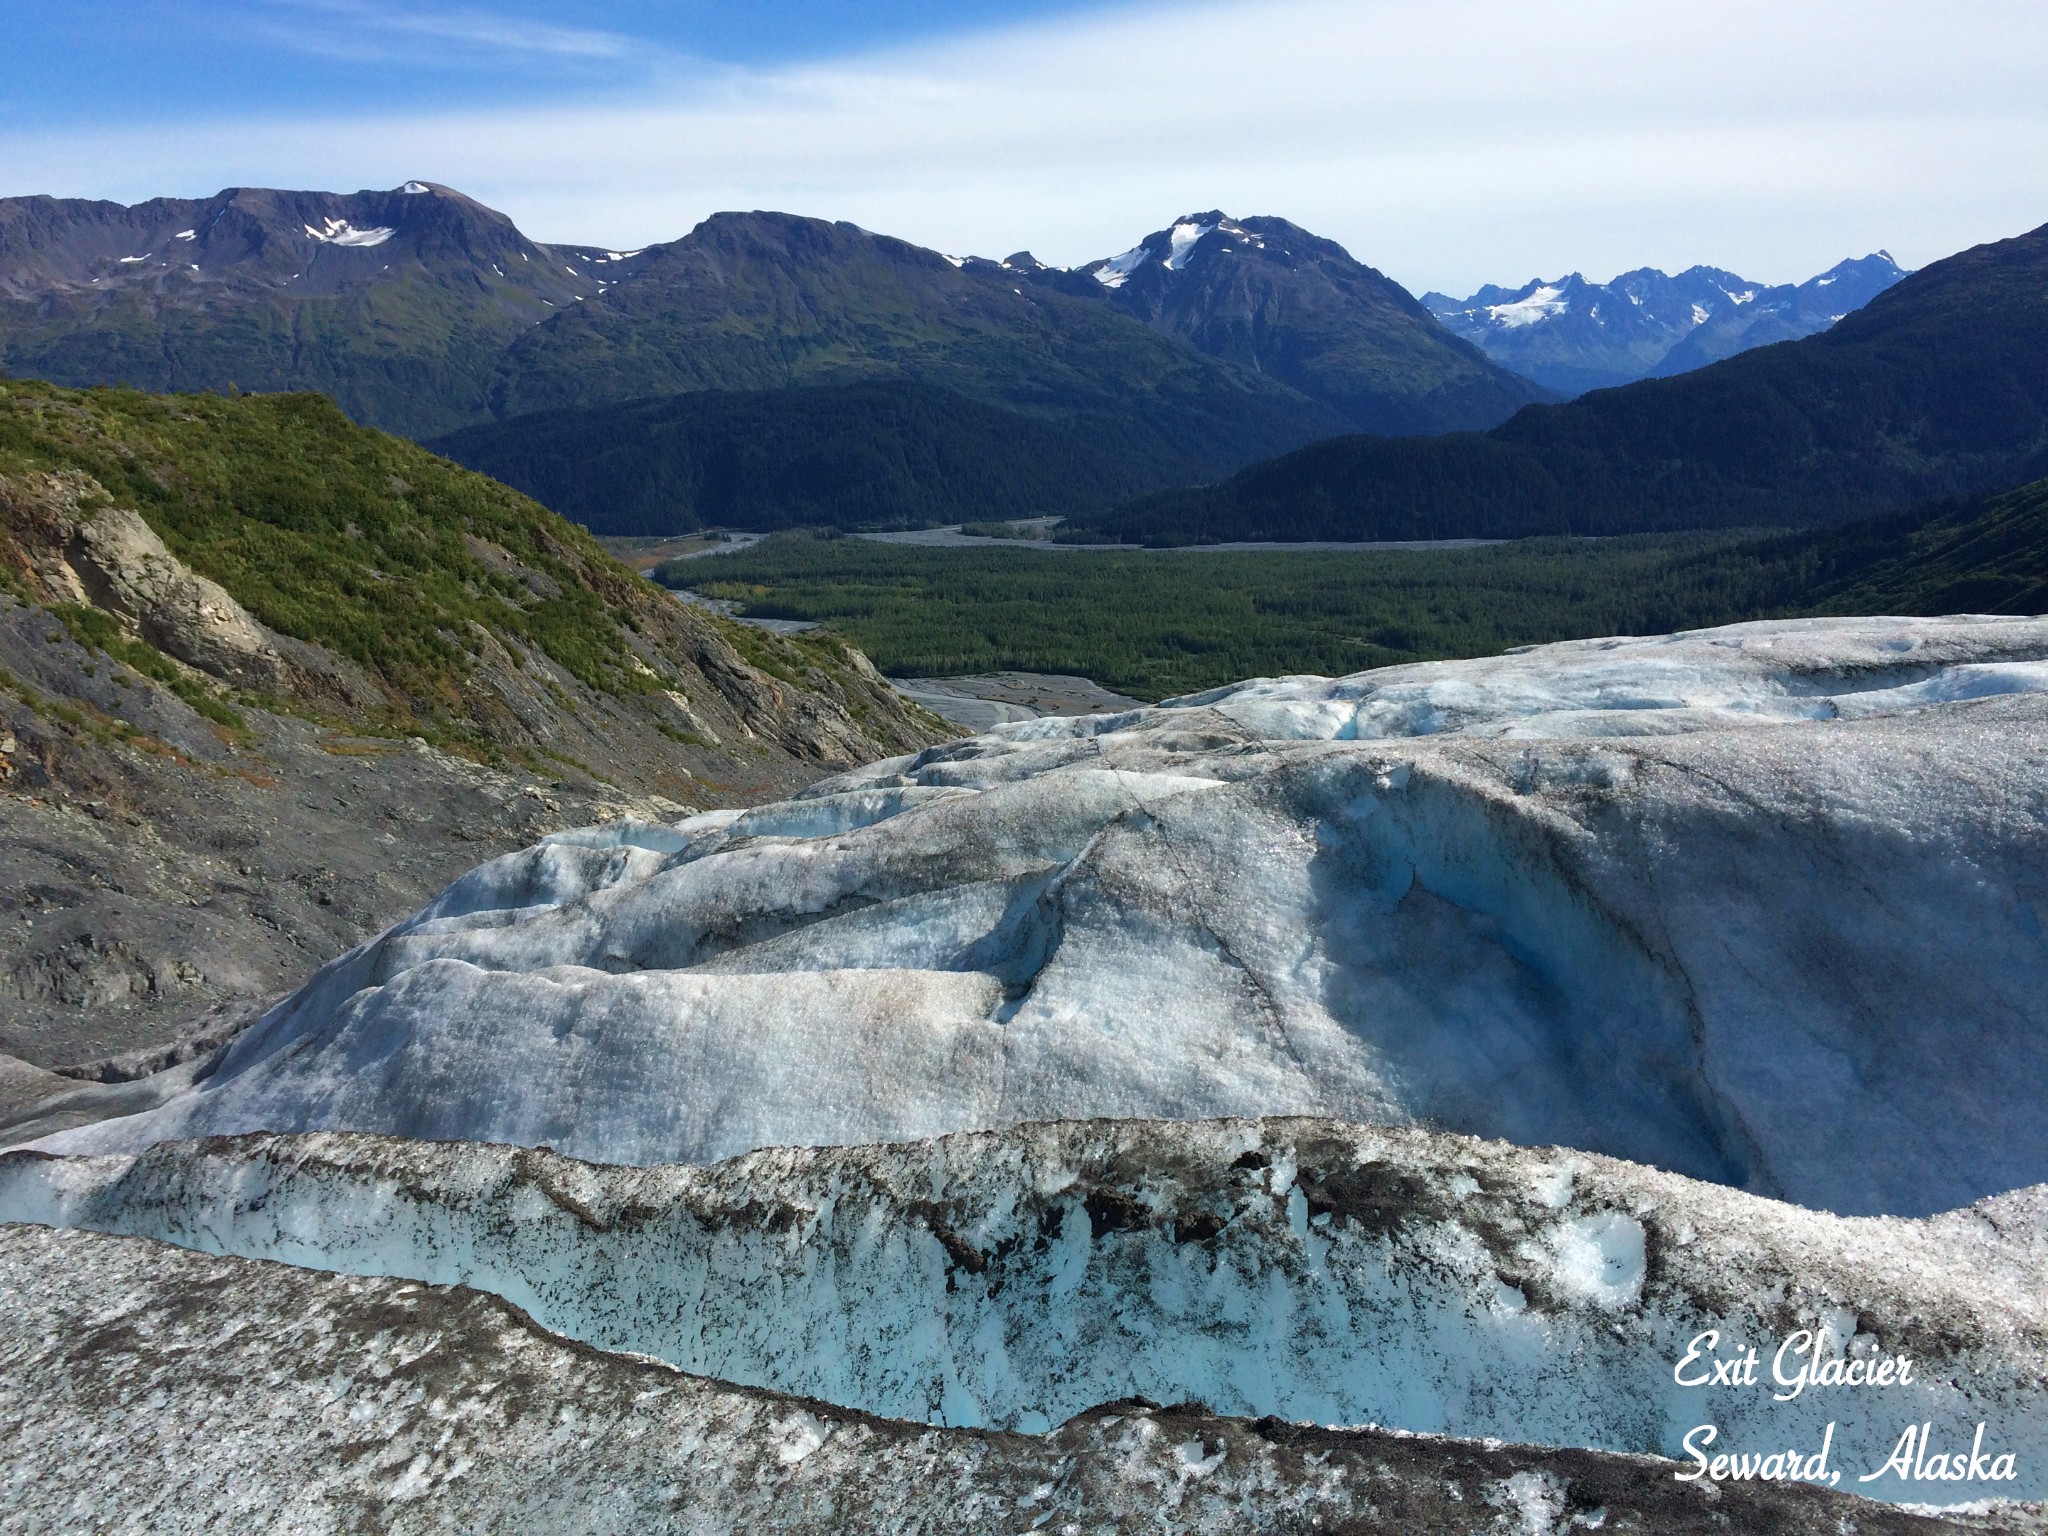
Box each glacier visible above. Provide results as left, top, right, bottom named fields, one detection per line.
left=4, top=1119, right=2043, bottom=1501
left=4, top=1220, right=1979, bottom=1534
left=23, top=615, right=2048, bottom=1218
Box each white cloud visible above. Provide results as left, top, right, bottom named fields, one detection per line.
left=256, top=0, right=638, bottom=65
left=7, top=0, right=2046, bottom=292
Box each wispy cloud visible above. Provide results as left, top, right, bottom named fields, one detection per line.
left=255, top=0, right=640, bottom=66
left=8, top=0, right=2046, bottom=292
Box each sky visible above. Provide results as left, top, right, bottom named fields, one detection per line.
left=3, top=0, right=2046, bottom=294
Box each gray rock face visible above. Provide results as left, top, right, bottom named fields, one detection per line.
left=63, top=503, right=298, bottom=691
left=6, top=1117, right=2045, bottom=1501
left=29, top=617, right=2048, bottom=1217
left=0, top=1221, right=2028, bottom=1534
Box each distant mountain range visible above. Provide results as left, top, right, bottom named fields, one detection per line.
left=0, top=184, right=1553, bottom=528
left=0, top=181, right=1944, bottom=537
left=1072, top=219, right=2048, bottom=543
left=1424, top=255, right=1908, bottom=397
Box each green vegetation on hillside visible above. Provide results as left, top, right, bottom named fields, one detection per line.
left=431, top=382, right=1184, bottom=535
left=670, top=477, right=2048, bottom=700
left=0, top=381, right=662, bottom=706
left=3, top=273, right=528, bottom=441
left=1726, top=476, right=2048, bottom=616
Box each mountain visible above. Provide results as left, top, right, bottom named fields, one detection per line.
left=3, top=184, right=1347, bottom=468
left=1075, top=219, right=2048, bottom=543
left=436, top=210, right=1549, bottom=534
left=1425, top=253, right=1908, bottom=396
left=0, top=378, right=942, bottom=1078
left=1647, top=253, right=1908, bottom=376
left=0, top=181, right=621, bottom=438
left=1007, top=212, right=1551, bottom=433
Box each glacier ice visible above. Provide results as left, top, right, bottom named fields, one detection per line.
left=4, top=1120, right=2044, bottom=1501
left=7, top=1222, right=1956, bottom=1536
left=25, top=616, right=2048, bottom=1217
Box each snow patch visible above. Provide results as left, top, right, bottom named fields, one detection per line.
left=305, top=219, right=395, bottom=248
left=1491, top=1470, right=1569, bottom=1535
left=400, top=181, right=431, bottom=194
left=772, top=1411, right=829, bottom=1463
left=1485, top=285, right=1569, bottom=328
left=1164, top=220, right=1218, bottom=269
left=1546, top=1213, right=1647, bottom=1309
left=1093, top=243, right=1150, bottom=288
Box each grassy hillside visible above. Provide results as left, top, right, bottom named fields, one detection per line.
left=1076, top=220, right=2048, bottom=544
left=0, top=382, right=659, bottom=701
left=672, top=478, right=2048, bottom=700
left=0, top=380, right=939, bottom=779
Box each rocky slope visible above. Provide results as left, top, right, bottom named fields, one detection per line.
left=0, top=380, right=942, bottom=1107
left=6, top=1221, right=2013, bottom=1535
left=1425, top=255, right=1908, bottom=397
left=22, top=616, right=2048, bottom=1218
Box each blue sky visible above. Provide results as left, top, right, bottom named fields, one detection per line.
left=2, top=2, right=1110, bottom=125
left=5, top=0, right=2046, bottom=294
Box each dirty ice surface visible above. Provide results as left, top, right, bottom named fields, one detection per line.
left=30, top=617, right=2048, bottom=1217
left=6, top=1119, right=2045, bottom=1501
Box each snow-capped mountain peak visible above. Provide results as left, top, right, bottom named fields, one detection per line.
left=1426, top=253, right=1909, bottom=396
left=1088, top=212, right=1268, bottom=287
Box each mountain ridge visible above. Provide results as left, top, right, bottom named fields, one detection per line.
left=2, top=185, right=1544, bottom=514
left=1073, top=218, right=2048, bottom=543
left=1424, top=253, right=1909, bottom=396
